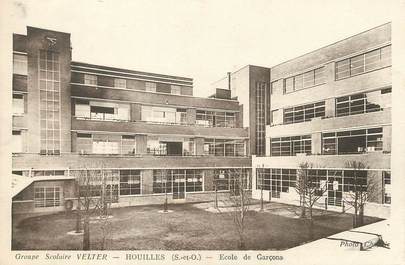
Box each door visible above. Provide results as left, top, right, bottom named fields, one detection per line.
left=172, top=173, right=185, bottom=199
left=327, top=170, right=343, bottom=206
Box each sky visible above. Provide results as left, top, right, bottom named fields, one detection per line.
left=8, top=0, right=395, bottom=97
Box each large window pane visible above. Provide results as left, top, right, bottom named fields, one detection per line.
left=13, top=54, right=27, bottom=75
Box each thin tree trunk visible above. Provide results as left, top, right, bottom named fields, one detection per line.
left=301, top=195, right=306, bottom=218
left=309, top=206, right=314, bottom=239
left=83, top=215, right=90, bottom=250
left=75, top=183, right=81, bottom=233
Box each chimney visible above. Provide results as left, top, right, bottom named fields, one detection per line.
left=227, top=72, right=231, bottom=90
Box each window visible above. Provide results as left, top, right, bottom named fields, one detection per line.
left=335, top=45, right=391, bottom=80
left=141, top=106, right=185, bottom=125
left=336, top=90, right=390, bottom=117
left=84, top=74, right=97, bottom=86
left=76, top=169, right=119, bottom=202
left=283, top=101, right=325, bottom=124
left=270, top=135, right=311, bottom=156
left=270, top=109, right=282, bottom=126
left=34, top=187, right=61, bottom=208
left=145, top=82, right=156, bottom=92
left=322, top=127, right=383, bottom=155
left=76, top=133, right=92, bottom=154
left=13, top=54, right=27, bottom=75
left=196, top=110, right=237, bottom=128
left=114, top=78, right=127, bottom=88
left=153, top=170, right=172, bottom=193
left=214, top=169, right=251, bottom=191
left=76, top=100, right=129, bottom=121
left=13, top=94, right=24, bottom=115
left=257, top=167, right=372, bottom=206
left=256, top=82, right=266, bottom=156
left=121, top=135, right=136, bottom=155
left=383, top=171, right=391, bottom=204
left=204, top=138, right=245, bottom=156
left=175, top=108, right=187, bottom=124
left=12, top=130, right=23, bottom=153
left=283, top=67, right=325, bottom=94
left=185, top=170, right=203, bottom=192
left=39, top=50, right=60, bottom=155
left=32, top=170, right=65, bottom=177
left=74, top=99, right=90, bottom=118
left=76, top=134, right=136, bottom=155
left=284, top=77, right=294, bottom=93
left=120, top=170, right=141, bottom=195
left=92, top=134, right=121, bottom=154
left=171, top=85, right=181, bottom=95
left=256, top=168, right=296, bottom=195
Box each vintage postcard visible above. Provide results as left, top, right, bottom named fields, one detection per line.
left=1, top=0, right=404, bottom=264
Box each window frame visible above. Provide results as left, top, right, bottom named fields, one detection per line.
left=335, top=45, right=391, bottom=80
left=84, top=74, right=98, bottom=86
left=283, top=66, right=325, bottom=94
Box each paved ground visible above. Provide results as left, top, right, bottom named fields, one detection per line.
left=12, top=202, right=382, bottom=250
left=284, top=219, right=392, bottom=264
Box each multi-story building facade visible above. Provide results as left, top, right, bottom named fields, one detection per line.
left=11, top=26, right=251, bottom=214
left=215, top=23, right=392, bottom=218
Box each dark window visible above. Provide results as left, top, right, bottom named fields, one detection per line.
left=322, top=127, right=383, bottom=155
left=283, top=101, right=325, bottom=124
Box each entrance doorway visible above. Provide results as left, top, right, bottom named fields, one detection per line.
left=172, top=174, right=185, bottom=199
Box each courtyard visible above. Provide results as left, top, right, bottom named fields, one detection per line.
left=12, top=202, right=382, bottom=250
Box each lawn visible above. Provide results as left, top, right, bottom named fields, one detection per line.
left=12, top=202, right=382, bottom=250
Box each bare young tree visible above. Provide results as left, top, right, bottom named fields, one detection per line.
left=294, top=162, right=328, bottom=220
left=294, top=162, right=328, bottom=238
left=217, top=168, right=251, bottom=250
left=72, top=166, right=117, bottom=250
left=342, top=161, right=377, bottom=228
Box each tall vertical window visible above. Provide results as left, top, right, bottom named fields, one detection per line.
left=12, top=130, right=23, bottom=153
left=171, top=85, right=181, bottom=95
left=84, top=74, right=97, bottom=85
left=145, top=82, right=157, bottom=92
left=13, top=54, right=28, bottom=75
left=256, top=82, right=266, bottom=156
left=12, top=94, right=24, bottom=115
left=114, top=78, right=127, bottom=88
left=335, top=45, right=391, bottom=80
left=39, top=50, right=61, bottom=155
left=383, top=171, right=391, bottom=204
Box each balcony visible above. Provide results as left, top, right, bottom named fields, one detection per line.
left=72, top=117, right=248, bottom=138
left=71, top=84, right=241, bottom=111
left=12, top=153, right=252, bottom=170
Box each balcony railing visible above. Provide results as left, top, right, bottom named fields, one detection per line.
left=74, top=116, right=240, bottom=128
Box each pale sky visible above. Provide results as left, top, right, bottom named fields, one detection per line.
left=8, top=0, right=395, bottom=97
